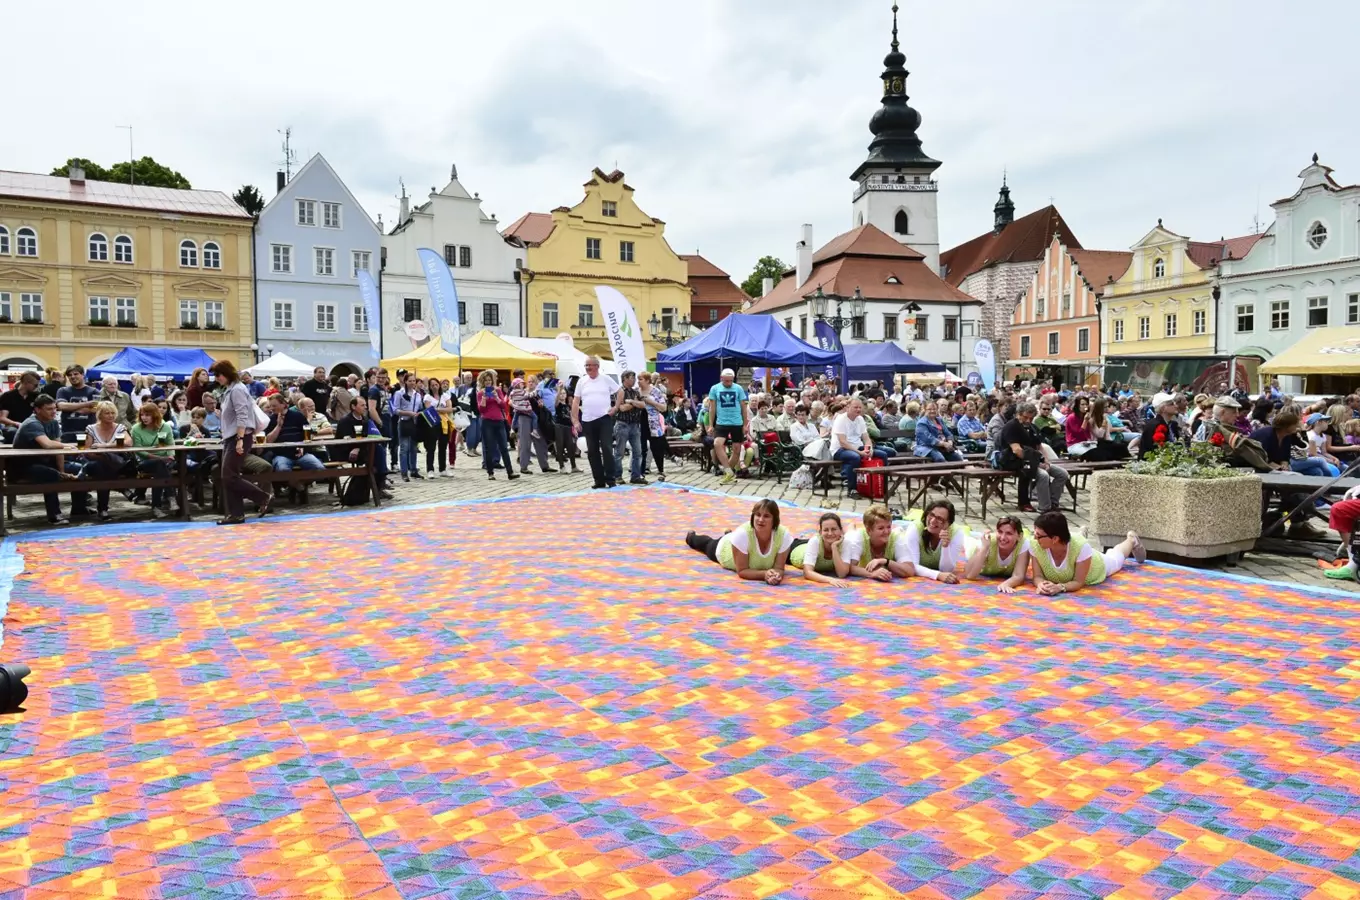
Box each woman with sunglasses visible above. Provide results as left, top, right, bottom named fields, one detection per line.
left=685, top=498, right=793, bottom=584
left=1027, top=510, right=1145, bottom=595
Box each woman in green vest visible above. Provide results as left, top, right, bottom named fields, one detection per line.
left=1028, top=510, right=1145, bottom=595
left=963, top=515, right=1032, bottom=593
left=838, top=504, right=912, bottom=582
left=685, top=498, right=793, bottom=584
left=787, top=512, right=852, bottom=587
left=901, top=500, right=967, bottom=584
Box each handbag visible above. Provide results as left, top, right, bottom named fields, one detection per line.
left=452, top=410, right=471, bottom=431
left=802, top=437, right=830, bottom=461
left=1067, top=440, right=1097, bottom=458
left=253, top=402, right=269, bottom=432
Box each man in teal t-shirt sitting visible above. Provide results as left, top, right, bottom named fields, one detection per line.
left=706, top=368, right=749, bottom=485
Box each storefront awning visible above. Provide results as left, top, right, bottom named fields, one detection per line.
left=1258, top=326, right=1360, bottom=375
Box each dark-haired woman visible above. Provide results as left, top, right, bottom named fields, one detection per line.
left=900, top=499, right=967, bottom=583
left=787, top=512, right=851, bottom=587
left=1026, top=510, right=1144, bottom=595
left=964, top=516, right=1031, bottom=593
left=685, top=499, right=793, bottom=584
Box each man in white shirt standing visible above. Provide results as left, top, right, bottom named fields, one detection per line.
left=831, top=397, right=891, bottom=495
left=571, top=356, right=622, bottom=489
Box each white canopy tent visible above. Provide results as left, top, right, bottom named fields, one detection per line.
left=245, top=352, right=316, bottom=379
left=500, top=336, right=619, bottom=379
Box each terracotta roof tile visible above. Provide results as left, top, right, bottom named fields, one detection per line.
left=679, top=254, right=728, bottom=278
left=940, top=206, right=1081, bottom=287
left=812, top=224, right=924, bottom=263
left=680, top=254, right=748, bottom=305
left=0, top=170, right=250, bottom=219
left=1186, top=233, right=1263, bottom=270
left=503, top=212, right=555, bottom=246
left=1068, top=249, right=1132, bottom=291
left=746, top=257, right=977, bottom=316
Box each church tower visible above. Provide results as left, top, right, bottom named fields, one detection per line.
left=850, top=3, right=942, bottom=274
left=993, top=174, right=1015, bottom=232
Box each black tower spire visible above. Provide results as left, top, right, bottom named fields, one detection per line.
left=993, top=170, right=1015, bottom=232
left=850, top=3, right=941, bottom=182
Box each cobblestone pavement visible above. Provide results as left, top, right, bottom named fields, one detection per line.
left=5, top=447, right=1356, bottom=594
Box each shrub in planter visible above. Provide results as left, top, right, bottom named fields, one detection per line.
left=203, top=322, right=224, bottom=331
left=1090, top=443, right=1261, bottom=558
left=20, top=316, right=43, bottom=325
left=88, top=316, right=111, bottom=326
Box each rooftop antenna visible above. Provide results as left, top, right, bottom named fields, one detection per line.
left=1253, top=183, right=1261, bottom=234
left=116, top=126, right=134, bottom=185
left=278, top=127, right=297, bottom=181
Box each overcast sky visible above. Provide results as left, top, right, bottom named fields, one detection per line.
left=7, top=0, right=1358, bottom=287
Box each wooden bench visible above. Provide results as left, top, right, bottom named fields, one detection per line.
left=214, top=438, right=383, bottom=511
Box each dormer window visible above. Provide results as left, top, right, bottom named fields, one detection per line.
left=601, top=200, right=617, bottom=218
left=886, top=275, right=901, bottom=284
left=1308, top=221, right=1328, bottom=249
left=1153, top=258, right=1166, bottom=278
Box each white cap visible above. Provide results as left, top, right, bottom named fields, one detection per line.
left=721, top=368, right=735, bottom=378
left=1152, top=392, right=1176, bottom=410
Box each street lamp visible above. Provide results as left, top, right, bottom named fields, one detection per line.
left=647, top=312, right=691, bottom=347
left=250, top=342, right=260, bottom=363
left=812, top=286, right=866, bottom=336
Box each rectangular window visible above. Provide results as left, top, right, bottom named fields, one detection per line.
left=586, top=238, right=601, bottom=260
left=178, top=299, right=199, bottom=328
left=620, top=241, right=634, bottom=263
left=542, top=302, right=558, bottom=330
left=1078, top=327, right=1090, bottom=353
left=353, top=304, right=368, bottom=333
left=1047, top=332, right=1059, bottom=355
left=88, top=296, right=110, bottom=324
left=1061, top=292, right=1072, bottom=316
left=709, top=308, right=718, bottom=321
left=944, top=316, right=958, bottom=341
left=1349, top=294, right=1359, bottom=325
left=1193, top=309, right=1206, bottom=334
left=601, top=200, right=617, bottom=217
left=204, top=301, right=224, bottom=329
left=115, top=296, right=136, bottom=326
left=314, top=247, right=334, bottom=277
left=315, top=302, right=336, bottom=332
left=458, top=301, right=467, bottom=325
left=482, top=303, right=499, bottom=327
left=271, top=244, right=292, bottom=274
left=799, top=315, right=806, bottom=339
left=273, top=300, right=294, bottom=330
left=1236, top=305, right=1254, bottom=332
left=914, top=316, right=928, bottom=342
left=0, top=291, right=9, bottom=320
left=852, top=317, right=866, bottom=340
left=351, top=250, right=371, bottom=277
left=785, top=317, right=793, bottom=332
left=459, top=245, right=471, bottom=268
left=1271, top=300, right=1290, bottom=330
left=296, top=199, right=316, bottom=226
left=1138, top=316, right=1149, bottom=340
left=1035, top=296, right=1046, bottom=319
left=1113, top=319, right=1125, bottom=342
left=403, top=297, right=421, bottom=322
left=1020, top=335, right=1031, bottom=357
left=1164, top=313, right=1177, bottom=338
left=322, top=201, right=340, bottom=228
left=883, top=314, right=897, bottom=340
left=444, top=244, right=458, bottom=266
left=18, top=292, right=41, bottom=322
left=661, top=307, right=675, bottom=332
left=578, top=304, right=594, bottom=327
left=1308, top=296, right=1328, bottom=328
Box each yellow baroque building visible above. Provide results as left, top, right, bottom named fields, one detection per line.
left=1101, top=220, right=1261, bottom=359
left=504, top=168, right=690, bottom=359
left=0, top=168, right=255, bottom=372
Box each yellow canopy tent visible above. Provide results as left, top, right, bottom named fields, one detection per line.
left=1259, top=326, right=1360, bottom=375
left=380, top=331, right=552, bottom=381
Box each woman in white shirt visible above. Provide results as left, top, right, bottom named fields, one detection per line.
left=839, top=504, right=913, bottom=582
left=787, top=512, right=851, bottom=587
left=788, top=405, right=820, bottom=447
left=900, top=500, right=968, bottom=583
left=685, top=499, right=794, bottom=584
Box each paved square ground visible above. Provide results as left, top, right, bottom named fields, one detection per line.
left=1, top=488, right=1356, bottom=897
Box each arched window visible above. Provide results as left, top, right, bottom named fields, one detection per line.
left=88, top=233, right=108, bottom=262
left=113, top=234, right=133, bottom=264
left=0, top=225, right=8, bottom=255
left=180, top=239, right=198, bottom=267
left=202, top=241, right=221, bottom=269
left=894, top=210, right=909, bottom=235
left=1153, top=258, right=1165, bottom=278
left=16, top=227, right=37, bottom=257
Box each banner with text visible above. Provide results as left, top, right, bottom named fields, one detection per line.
left=356, top=270, right=383, bottom=359
left=812, top=320, right=844, bottom=386
left=973, top=338, right=996, bottom=391
left=596, top=285, right=647, bottom=374
left=416, top=247, right=462, bottom=355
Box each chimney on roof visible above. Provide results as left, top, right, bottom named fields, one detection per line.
left=276, top=170, right=286, bottom=194
left=796, top=224, right=813, bottom=287
left=69, top=165, right=85, bottom=185
left=762, top=277, right=774, bottom=297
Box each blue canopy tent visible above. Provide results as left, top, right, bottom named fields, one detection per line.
left=87, top=347, right=217, bottom=383
left=844, top=342, right=943, bottom=387
left=656, top=314, right=845, bottom=397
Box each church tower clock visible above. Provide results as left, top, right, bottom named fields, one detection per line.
left=850, top=3, right=943, bottom=275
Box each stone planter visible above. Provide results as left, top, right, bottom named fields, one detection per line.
left=1089, top=470, right=1261, bottom=559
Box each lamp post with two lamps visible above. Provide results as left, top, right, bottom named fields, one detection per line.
left=647, top=312, right=691, bottom=348
left=811, top=286, right=866, bottom=336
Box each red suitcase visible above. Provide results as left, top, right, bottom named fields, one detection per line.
left=856, top=455, right=886, bottom=500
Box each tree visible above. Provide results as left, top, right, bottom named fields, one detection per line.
left=233, top=184, right=265, bottom=217
left=50, top=156, right=191, bottom=189
left=741, top=255, right=789, bottom=299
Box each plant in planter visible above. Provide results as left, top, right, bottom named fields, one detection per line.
left=203, top=322, right=224, bottom=331
left=88, top=315, right=111, bottom=327
left=115, top=319, right=138, bottom=328
left=1090, top=441, right=1261, bottom=560
left=20, top=316, right=43, bottom=325
left=179, top=322, right=201, bottom=330
left=0, top=314, right=13, bottom=324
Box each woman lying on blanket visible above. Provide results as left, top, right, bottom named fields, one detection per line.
left=788, top=512, right=852, bottom=587
left=963, top=515, right=1032, bottom=593
left=685, top=498, right=793, bottom=584
left=1024, top=510, right=1145, bottom=595
left=838, top=504, right=914, bottom=582
left=898, top=500, right=969, bottom=584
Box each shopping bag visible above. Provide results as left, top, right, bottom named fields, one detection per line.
left=856, top=455, right=886, bottom=500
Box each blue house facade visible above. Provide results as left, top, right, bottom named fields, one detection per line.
left=253, top=154, right=381, bottom=377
